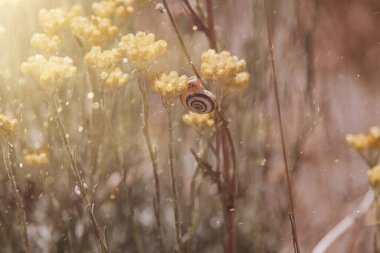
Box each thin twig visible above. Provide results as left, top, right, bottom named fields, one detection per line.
left=165, top=100, right=183, bottom=253
left=51, top=96, right=108, bottom=253
left=264, top=1, right=301, bottom=252
left=137, top=73, right=165, bottom=253
left=205, top=0, right=217, bottom=49
left=1, top=141, right=31, bottom=253
left=160, top=0, right=205, bottom=85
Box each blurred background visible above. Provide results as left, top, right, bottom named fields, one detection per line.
left=0, top=0, right=380, bottom=252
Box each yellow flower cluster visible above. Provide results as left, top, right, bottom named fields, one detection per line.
left=182, top=112, right=215, bottom=128
left=67, top=4, right=84, bottom=21
left=70, top=15, right=119, bottom=46
left=30, top=33, right=62, bottom=55
left=84, top=46, right=121, bottom=70
left=39, top=8, right=67, bottom=35
left=21, top=55, right=76, bottom=87
left=118, top=32, right=167, bottom=69
left=226, top=71, right=250, bottom=90
left=368, top=165, right=380, bottom=187
left=25, top=151, right=49, bottom=167
left=201, top=49, right=246, bottom=80
left=102, top=67, right=129, bottom=88
left=152, top=71, right=188, bottom=99
left=0, top=114, right=18, bottom=138
left=346, top=126, right=380, bottom=151
left=92, top=0, right=134, bottom=19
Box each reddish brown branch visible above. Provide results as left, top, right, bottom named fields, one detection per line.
left=264, top=1, right=301, bottom=252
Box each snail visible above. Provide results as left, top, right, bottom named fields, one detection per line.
left=180, top=76, right=216, bottom=114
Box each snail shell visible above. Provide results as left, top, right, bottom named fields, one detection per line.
left=180, top=76, right=216, bottom=114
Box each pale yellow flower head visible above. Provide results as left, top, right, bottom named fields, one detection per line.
left=118, top=32, right=167, bottom=70
left=368, top=165, right=380, bottom=187
left=152, top=71, right=188, bottom=99
left=70, top=15, right=119, bottom=46
left=67, top=4, right=84, bottom=21
left=368, top=126, right=380, bottom=148
left=30, top=33, right=62, bottom=55
left=101, top=67, right=129, bottom=88
left=92, top=0, right=134, bottom=18
left=226, top=71, right=250, bottom=90
left=25, top=151, right=49, bottom=167
left=21, top=55, right=76, bottom=87
left=201, top=49, right=246, bottom=80
left=84, top=46, right=121, bottom=70
left=346, top=133, right=370, bottom=151
left=182, top=112, right=215, bottom=128
left=0, top=114, right=18, bottom=138
left=39, top=8, right=67, bottom=35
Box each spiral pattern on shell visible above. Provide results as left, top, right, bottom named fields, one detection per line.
left=181, top=89, right=216, bottom=114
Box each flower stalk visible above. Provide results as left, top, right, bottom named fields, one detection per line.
left=137, top=72, right=165, bottom=253
left=1, top=141, right=31, bottom=253
left=164, top=99, right=184, bottom=253
left=51, top=96, right=109, bottom=253
left=264, top=1, right=301, bottom=252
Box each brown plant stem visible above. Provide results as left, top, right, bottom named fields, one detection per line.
left=264, top=1, right=301, bottom=253
left=160, top=0, right=204, bottom=85
left=137, top=73, right=164, bottom=253
left=1, top=141, right=31, bottom=253
left=205, top=0, right=217, bottom=50
left=51, top=96, right=108, bottom=253
left=165, top=100, right=183, bottom=253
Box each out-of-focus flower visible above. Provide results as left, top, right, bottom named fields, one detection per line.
left=21, top=55, right=76, bottom=87
left=182, top=111, right=215, bottom=128
left=0, top=0, right=21, bottom=8
left=84, top=46, right=121, bottom=70
left=24, top=151, right=49, bottom=167
left=152, top=71, right=188, bottom=99
left=39, top=8, right=67, bottom=35
left=102, top=67, right=129, bottom=88
left=118, top=32, right=167, bottom=70
left=92, top=0, right=134, bottom=19
left=30, top=33, right=62, bottom=55
left=368, top=164, right=380, bottom=187
left=368, top=126, right=380, bottom=148
left=201, top=49, right=246, bottom=80
left=67, top=4, right=84, bottom=21
left=0, top=114, right=18, bottom=138
left=70, top=15, right=119, bottom=46
left=347, top=133, right=371, bottom=151
left=226, top=71, right=250, bottom=90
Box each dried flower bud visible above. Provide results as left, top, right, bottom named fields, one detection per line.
left=152, top=71, right=188, bottom=99
left=0, top=114, right=18, bottom=138
left=30, top=33, right=62, bottom=55
left=21, top=54, right=76, bottom=87
left=70, top=15, right=119, bottom=46
left=368, top=165, right=380, bottom=187
left=84, top=46, right=121, bottom=70
left=201, top=49, right=246, bottom=80
left=39, top=8, right=67, bottom=35
left=118, top=31, right=167, bottom=70
left=182, top=112, right=215, bottom=128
